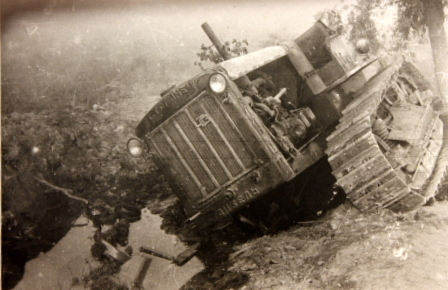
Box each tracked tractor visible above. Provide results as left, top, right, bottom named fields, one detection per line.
left=128, top=21, right=447, bottom=231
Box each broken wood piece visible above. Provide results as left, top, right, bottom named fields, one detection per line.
left=117, top=255, right=152, bottom=290
left=102, top=239, right=131, bottom=263
left=140, top=242, right=200, bottom=266
left=139, top=246, right=174, bottom=261
left=174, top=242, right=201, bottom=266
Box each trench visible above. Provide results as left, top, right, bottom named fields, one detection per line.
left=12, top=208, right=204, bottom=290
left=5, top=158, right=343, bottom=290
left=2, top=185, right=84, bottom=290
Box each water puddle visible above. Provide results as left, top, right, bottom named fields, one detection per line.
left=13, top=208, right=204, bottom=290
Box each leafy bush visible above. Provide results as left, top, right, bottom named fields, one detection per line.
left=195, top=39, right=249, bottom=67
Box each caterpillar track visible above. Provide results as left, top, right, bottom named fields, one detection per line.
left=326, top=58, right=447, bottom=213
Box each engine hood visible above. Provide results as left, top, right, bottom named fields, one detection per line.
left=218, top=45, right=288, bottom=79
left=136, top=46, right=288, bottom=138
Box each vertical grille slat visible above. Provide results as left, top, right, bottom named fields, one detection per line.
left=181, top=111, right=232, bottom=183
left=151, top=92, right=265, bottom=203
left=152, top=130, right=204, bottom=200
left=207, top=93, right=271, bottom=162
left=188, top=102, right=245, bottom=176
left=172, top=119, right=221, bottom=188
left=201, top=96, right=256, bottom=168
left=164, top=122, right=217, bottom=193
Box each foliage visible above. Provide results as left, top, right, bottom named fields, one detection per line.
left=347, top=0, right=383, bottom=52
left=316, top=0, right=448, bottom=104
left=394, top=0, right=428, bottom=38
left=316, top=0, right=392, bottom=53
left=196, top=39, right=249, bottom=66
left=315, top=8, right=345, bottom=33
left=315, top=0, right=445, bottom=54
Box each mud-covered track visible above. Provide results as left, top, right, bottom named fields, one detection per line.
left=326, top=58, right=446, bottom=213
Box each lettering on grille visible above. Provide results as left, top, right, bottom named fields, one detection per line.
left=217, top=188, right=261, bottom=217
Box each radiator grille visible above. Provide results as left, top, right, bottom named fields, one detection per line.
left=150, top=92, right=258, bottom=200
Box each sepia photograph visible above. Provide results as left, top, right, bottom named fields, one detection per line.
left=2, top=0, right=448, bottom=289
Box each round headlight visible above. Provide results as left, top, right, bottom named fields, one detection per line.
left=127, top=138, right=144, bottom=158
left=209, top=73, right=227, bottom=93
left=355, top=39, right=370, bottom=55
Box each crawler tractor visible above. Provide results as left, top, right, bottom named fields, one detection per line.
left=128, top=21, right=447, bottom=232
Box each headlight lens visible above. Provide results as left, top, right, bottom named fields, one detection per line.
left=209, top=73, right=227, bottom=93
left=127, top=138, right=144, bottom=158
left=355, top=39, right=370, bottom=55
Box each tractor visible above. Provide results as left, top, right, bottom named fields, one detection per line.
left=128, top=21, right=446, bottom=232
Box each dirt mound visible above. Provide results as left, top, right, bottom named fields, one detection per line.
left=225, top=201, right=448, bottom=290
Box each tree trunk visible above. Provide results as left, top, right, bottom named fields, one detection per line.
left=424, top=0, right=448, bottom=111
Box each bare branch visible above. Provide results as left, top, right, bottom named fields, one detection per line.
left=35, top=177, right=89, bottom=204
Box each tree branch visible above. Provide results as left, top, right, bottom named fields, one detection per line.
left=35, top=177, right=89, bottom=204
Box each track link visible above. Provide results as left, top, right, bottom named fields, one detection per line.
left=326, top=58, right=447, bottom=213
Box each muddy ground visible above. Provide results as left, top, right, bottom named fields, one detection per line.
left=221, top=200, right=448, bottom=290
left=2, top=75, right=448, bottom=290
left=123, top=95, right=448, bottom=290
left=3, top=88, right=448, bottom=290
